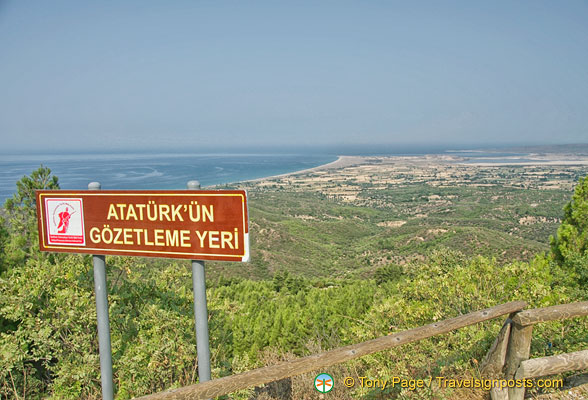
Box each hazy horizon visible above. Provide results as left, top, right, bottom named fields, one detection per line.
left=1, top=1, right=587, bottom=153
left=3, top=141, right=588, bottom=157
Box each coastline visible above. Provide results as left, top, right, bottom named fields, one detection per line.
left=237, top=151, right=588, bottom=186
left=4, top=150, right=587, bottom=198
left=238, top=155, right=368, bottom=184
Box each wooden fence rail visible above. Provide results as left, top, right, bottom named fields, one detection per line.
left=136, top=301, right=526, bottom=400
left=515, top=350, right=588, bottom=380
left=512, top=301, right=588, bottom=326
left=482, top=301, right=588, bottom=400
left=135, top=301, right=588, bottom=400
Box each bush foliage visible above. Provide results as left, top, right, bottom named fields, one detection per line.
left=1, top=168, right=587, bottom=399
left=551, top=175, right=588, bottom=290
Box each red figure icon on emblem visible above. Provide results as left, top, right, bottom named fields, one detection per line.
left=57, top=207, right=72, bottom=233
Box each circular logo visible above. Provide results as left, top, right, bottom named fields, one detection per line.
left=314, top=373, right=334, bottom=393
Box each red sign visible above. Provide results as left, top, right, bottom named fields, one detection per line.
left=36, top=190, right=249, bottom=262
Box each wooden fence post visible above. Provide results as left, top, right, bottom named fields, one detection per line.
left=480, top=316, right=513, bottom=400
left=504, top=320, right=533, bottom=400
left=504, top=301, right=588, bottom=400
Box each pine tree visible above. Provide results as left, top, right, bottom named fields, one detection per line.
left=550, top=175, right=588, bottom=288
left=1, top=166, right=60, bottom=272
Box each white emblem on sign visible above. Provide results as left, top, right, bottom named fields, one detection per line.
left=45, top=198, right=85, bottom=245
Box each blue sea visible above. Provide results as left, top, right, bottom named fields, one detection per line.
left=0, top=153, right=338, bottom=203
left=0, top=147, right=538, bottom=203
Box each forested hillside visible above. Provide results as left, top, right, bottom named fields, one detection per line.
left=1, top=167, right=587, bottom=399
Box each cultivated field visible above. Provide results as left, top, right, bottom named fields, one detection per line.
left=207, top=154, right=588, bottom=280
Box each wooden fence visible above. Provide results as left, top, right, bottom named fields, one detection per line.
left=136, top=301, right=588, bottom=400
left=481, top=301, right=588, bottom=400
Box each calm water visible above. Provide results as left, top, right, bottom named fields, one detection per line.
left=0, top=153, right=337, bottom=203
left=0, top=149, right=535, bottom=203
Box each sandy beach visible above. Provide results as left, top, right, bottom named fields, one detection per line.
left=241, top=155, right=369, bottom=183
left=237, top=150, right=588, bottom=191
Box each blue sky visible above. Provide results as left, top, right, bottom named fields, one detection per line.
left=1, top=1, right=587, bottom=153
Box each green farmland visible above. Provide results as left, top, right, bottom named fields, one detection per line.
left=2, top=161, right=588, bottom=399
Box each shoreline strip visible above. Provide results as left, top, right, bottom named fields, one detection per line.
left=226, top=156, right=368, bottom=186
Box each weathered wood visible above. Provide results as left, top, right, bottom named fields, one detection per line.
left=505, top=322, right=533, bottom=400
left=481, top=317, right=513, bottom=400
left=509, top=382, right=526, bottom=400
left=136, top=301, right=526, bottom=400
left=504, top=323, right=533, bottom=379
left=515, top=350, right=588, bottom=380
left=481, top=317, right=512, bottom=377
left=512, top=301, right=588, bottom=326
left=490, top=387, right=509, bottom=400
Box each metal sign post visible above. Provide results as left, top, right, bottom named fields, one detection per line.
left=187, top=181, right=212, bottom=388
left=88, top=181, right=114, bottom=400
left=35, top=182, right=249, bottom=400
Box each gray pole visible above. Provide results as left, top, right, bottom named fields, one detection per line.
left=89, top=182, right=114, bottom=400
left=187, top=180, right=212, bottom=387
